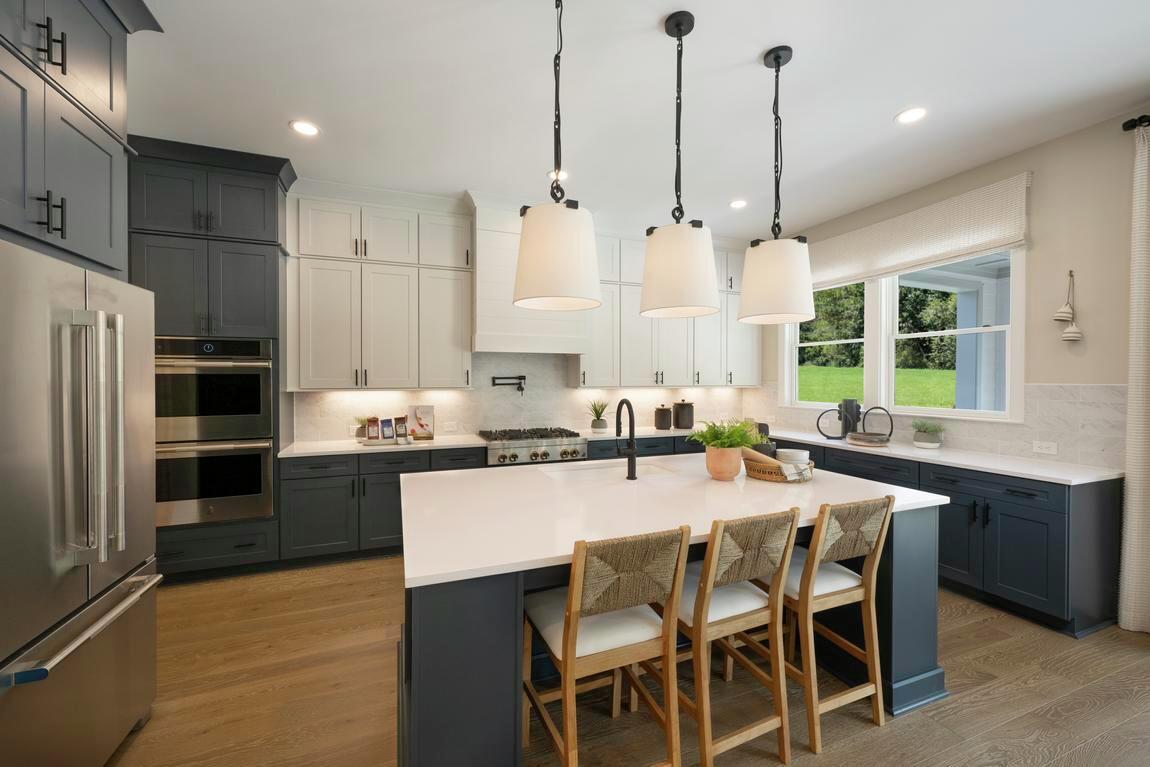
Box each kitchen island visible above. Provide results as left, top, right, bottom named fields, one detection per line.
left=399, top=454, right=950, bottom=767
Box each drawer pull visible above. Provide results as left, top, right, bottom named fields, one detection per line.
left=934, top=476, right=958, bottom=485
left=983, top=501, right=991, bottom=528
left=970, top=499, right=978, bottom=524
left=234, top=542, right=257, bottom=550
left=1005, top=488, right=1039, bottom=499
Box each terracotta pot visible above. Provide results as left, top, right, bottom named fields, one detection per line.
left=705, top=446, right=743, bottom=481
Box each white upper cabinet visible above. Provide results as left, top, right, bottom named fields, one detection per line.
left=577, top=282, right=621, bottom=387
left=713, top=250, right=728, bottom=294
left=726, top=250, right=745, bottom=292
left=596, top=236, right=620, bottom=283
left=620, top=284, right=657, bottom=386
left=362, top=263, right=419, bottom=389
left=419, top=268, right=472, bottom=388
left=298, top=258, right=361, bottom=389
left=693, top=307, right=724, bottom=386
left=419, top=213, right=472, bottom=269
left=362, top=205, right=418, bottom=264
left=657, top=317, right=694, bottom=387
left=620, top=238, right=646, bottom=283
left=298, top=199, right=360, bottom=259
left=725, top=293, right=761, bottom=386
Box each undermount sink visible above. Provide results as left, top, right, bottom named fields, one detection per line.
left=540, top=463, right=673, bottom=481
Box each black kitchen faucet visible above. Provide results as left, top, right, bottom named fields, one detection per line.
left=615, top=399, right=637, bottom=480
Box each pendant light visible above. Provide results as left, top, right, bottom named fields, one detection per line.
left=514, top=0, right=600, bottom=311
left=639, top=11, right=719, bottom=319
left=739, top=45, right=815, bottom=324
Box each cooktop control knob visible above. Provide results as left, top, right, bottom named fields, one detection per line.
left=540, top=450, right=550, bottom=461
left=497, top=454, right=507, bottom=463
left=509, top=453, right=519, bottom=462
left=530, top=451, right=540, bottom=461
left=560, top=449, right=570, bottom=459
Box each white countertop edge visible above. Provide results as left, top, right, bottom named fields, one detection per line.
left=765, top=428, right=1124, bottom=486
left=279, top=435, right=487, bottom=459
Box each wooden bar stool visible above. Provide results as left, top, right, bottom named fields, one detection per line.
left=783, top=495, right=895, bottom=754
left=522, top=526, right=691, bottom=767
left=676, top=509, right=800, bottom=766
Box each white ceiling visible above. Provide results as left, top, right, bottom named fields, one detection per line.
left=127, top=0, right=1150, bottom=240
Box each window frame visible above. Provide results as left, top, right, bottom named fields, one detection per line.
left=779, top=247, right=1026, bottom=422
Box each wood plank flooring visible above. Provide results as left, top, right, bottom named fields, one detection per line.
left=108, top=556, right=1150, bottom=767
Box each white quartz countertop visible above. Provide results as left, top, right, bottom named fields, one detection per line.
left=766, top=428, right=1124, bottom=486
left=278, top=434, right=487, bottom=459
left=400, top=453, right=949, bottom=588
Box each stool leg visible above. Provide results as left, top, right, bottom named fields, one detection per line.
left=611, top=668, right=622, bottom=719
left=561, top=669, right=579, bottom=766
left=769, top=614, right=792, bottom=764
left=628, top=663, right=639, bottom=712
left=522, top=620, right=532, bottom=749
left=693, top=639, right=714, bottom=767
left=798, top=607, right=822, bottom=754
left=862, top=595, right=886, bottom=727
left=663, top=644, right=683, bottom=767
left=722, top=651, right=734, bottom=682
left=785, top=608, right=797, bottom=663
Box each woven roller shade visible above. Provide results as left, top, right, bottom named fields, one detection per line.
left=809, top=172, right=1032, bottom=288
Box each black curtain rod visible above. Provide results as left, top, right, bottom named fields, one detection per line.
left=1123, top=114, right=1149, bottom=131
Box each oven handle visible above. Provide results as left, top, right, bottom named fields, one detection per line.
left=155, top=359, right=272, bottom=369
left=155, top=440, right=273, bottom=454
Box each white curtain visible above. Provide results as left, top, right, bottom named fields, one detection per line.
left=1121, top=125, right=1150, bottom=633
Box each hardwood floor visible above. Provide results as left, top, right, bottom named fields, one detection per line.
left=109, top=557, right=1150, bottom=767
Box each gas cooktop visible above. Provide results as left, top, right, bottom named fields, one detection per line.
left=477, top=427, right=580, bottom=442
left=477, top=427, right=586, bottom=464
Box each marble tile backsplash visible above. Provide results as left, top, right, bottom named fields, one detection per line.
left=291, top=353, right=746, bottom=441
left=742, top=383, right=1128, bottom=469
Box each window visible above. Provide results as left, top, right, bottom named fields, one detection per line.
left=781, top=249, right=1024, bottom=420
left=793, top=283, right=864, bottom=404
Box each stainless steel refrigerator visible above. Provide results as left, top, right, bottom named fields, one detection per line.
left=0, top=239, right=159, bottom=765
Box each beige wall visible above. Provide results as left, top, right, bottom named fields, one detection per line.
left=762, top=104, right=1147, bottom=385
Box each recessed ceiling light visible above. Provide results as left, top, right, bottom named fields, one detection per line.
left=729, top=199, right=748, bottom=210
left=895, top=107, right=927, bottom=125
left=290, top=120, right=320, bottom=136
left=547, top=169, right=569, bottom=181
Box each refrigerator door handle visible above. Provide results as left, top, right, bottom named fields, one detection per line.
left=10, top=574, right=163, bottom=686
left=71, top=309, right=109, bottom=565
left=110, top=313, right=126, bottom=553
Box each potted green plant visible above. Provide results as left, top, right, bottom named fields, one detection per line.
left=912, top=419, right=945, bottom=449
left=587, top=400, right=610, bottom=433
left=687, top=420, right=765, bottom=481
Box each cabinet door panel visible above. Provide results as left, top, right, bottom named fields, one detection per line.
left=983, top=500, right=1069, bottom=619
left=207, top=171, right=277, bottom=242
left=693, top=305, right=723, bottom=386
left=713, top=249, right=727, bottom=294
left=208, top=240, right=277, bottom=338
left=360, top=473, right=402, bottom=549
left=42, top=0, right=127, bottom=136
left=0, top=43, right=44, bottom=237
left=725, top=250, right=744, bottom=292
left=619, top=238, right=645, bottom=283
left=725, top=293, right=761, bottom=386
left=44, top=86, right=126, bottom=269
left=418, top=212, right=471, bottom=268
left=595, top=235, right=620, bottom=282
left=280, top=476, right=359, bottom=559
left=934, top=491, right=983, bottom=589
left=298, top=198, right=359, bottom=259
left=656, top=317, right=693, bottom=387
left=298, top=258, right=360, bottom=388
left=580, top=282, right=619, bottom=387
left=129, top=233, right=207, bottom=336
left=363, top=263, right=419, bottom=388
left=418, top=268, right=471, bottom=387
left=619, top=284, right=656, bottom=386
left=362, top=204, right=417, bottom=264
left=0, top=0, right=44, bottom=58
left=128, top=160, right=207, bottom=235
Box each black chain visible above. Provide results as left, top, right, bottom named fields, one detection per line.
left=771, top=60, right=783, bottom=239
left=671, top=34, right=685, bottom=223
left=550, top=0, right=565, bottom=203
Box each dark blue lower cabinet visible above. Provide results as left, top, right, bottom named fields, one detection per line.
left=934, top=491, right=983, bottom=589
left=673, top=435, right=704, bottom=454
left=586, top=440, right=620, bottom=460
left=983, top=500, right=1069, bottom=620
left=157, top=520, right=279, bottom=574
left=635, top=436, right=674, bottom=456
left=280, top=475, right=360, bottom=559
left=361, top=473, right=403, bottom=550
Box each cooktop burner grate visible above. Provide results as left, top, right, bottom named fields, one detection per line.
left=477, top=427, right=581, bottom=442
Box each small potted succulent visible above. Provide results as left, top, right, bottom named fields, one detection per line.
left=688, top=420, right=765, bottom=481
left=912, top=419, right=945, bottom=449
left=587, top=400, right=610, bottom=433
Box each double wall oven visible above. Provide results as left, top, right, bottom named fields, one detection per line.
left=154, top=338, right=274, bottom=527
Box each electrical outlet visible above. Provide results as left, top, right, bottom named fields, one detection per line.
left=1032, top=440, right=1058, bottom=456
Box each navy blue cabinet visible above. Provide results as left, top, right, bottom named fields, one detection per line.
left=983, top=500, right=1069, bottom=619
left=823, top=447, right=919, bottom=488
left=280, top=475, right=360, bottom=560
left=935, top=491, right=983, bottom=589
left=673, top=435, right=704, bottom=454
left=360, top=473, right=403, bottom=550
left=587, top=436, right=677, bottom=460
left=157, top=520, right=279, bottom=574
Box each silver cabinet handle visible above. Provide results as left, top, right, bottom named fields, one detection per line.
left=110, top=313, right=126, bottom=553
left=155, top=359, right=272, bottom=369
left=155, top=440, right=273, bottom=454
left=72, top=309, right=109, bottom=565
left=10, top=574, right=163, bottom=686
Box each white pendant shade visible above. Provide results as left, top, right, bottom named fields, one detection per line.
left=739, top=237, right=815, bottom=324
left=514, top=202, right=601, bottom=311
left=640, top=223, right=720, bottom=318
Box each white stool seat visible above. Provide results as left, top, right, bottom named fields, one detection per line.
left=784, top=547, right=863, bottom=599
left=525, top=587, right=663, bottom=661
left=678, top=560, right=772, bottom=626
